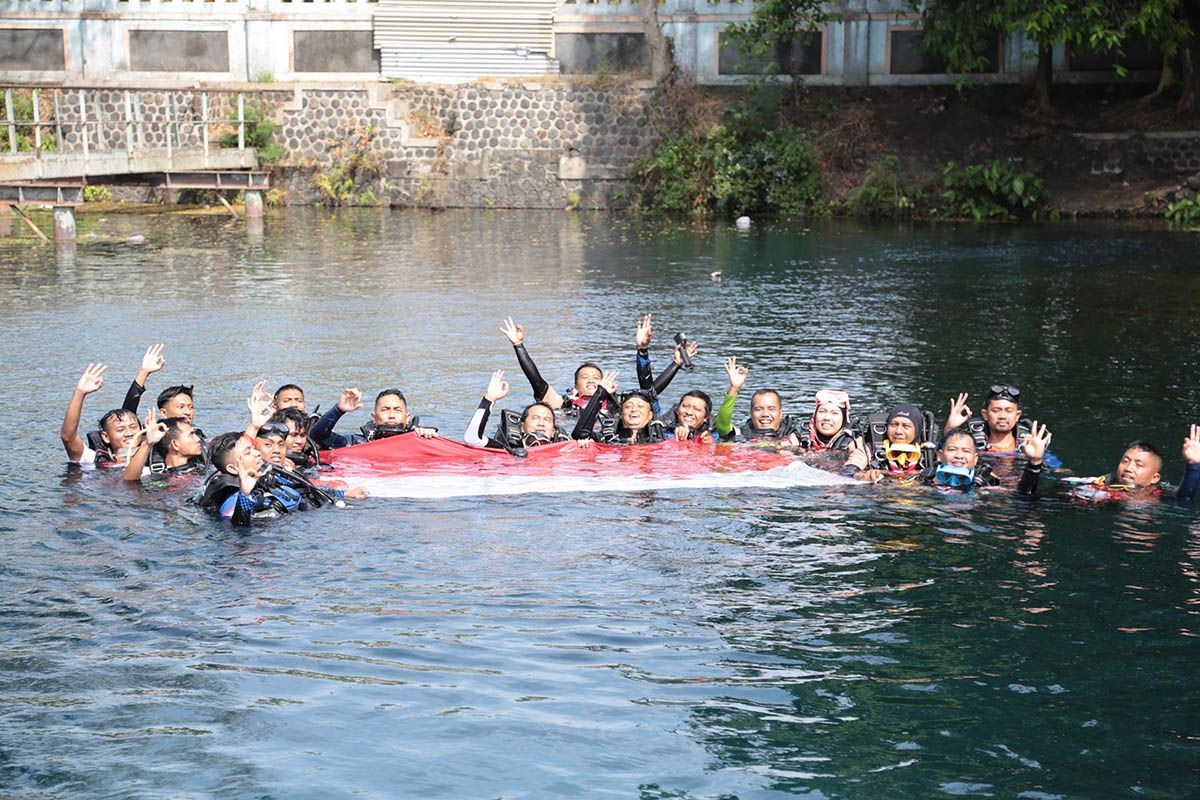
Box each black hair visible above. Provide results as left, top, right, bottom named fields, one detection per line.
left=270, top=407, right=310, bottom=434
left=750, top=389, right=782, bottom=407
left=1126, top=440, right=1164, bottom=463
left=520, top=402, right=556, bottom=423
left=155, top=417, right=191, bottom=458
left=98, top=407, right=137, bottom=433
left=678, top=389, right=712, bottom=417
left=157, top=385, right=194, bottom=410
left=375, top=388, right=407, bottom=407
left=939, top=427, right=978, bottom=451
left=207, top=431, right=245, bottom=474
left=274, top=383, right=304, bottom=401
left=574, top=363, right=602, bottom=382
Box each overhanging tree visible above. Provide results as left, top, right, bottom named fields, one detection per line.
left=724, top=0, right=840, bottom=102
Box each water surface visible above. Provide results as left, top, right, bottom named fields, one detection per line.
left=1, top=210, right=1198, bottom=799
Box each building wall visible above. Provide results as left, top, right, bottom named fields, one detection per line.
left=0, top=0, right=1164, bottom=86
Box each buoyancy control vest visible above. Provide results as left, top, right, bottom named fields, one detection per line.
left=84, top=430, right=120, bottom=466
left=737, top=414, right=799, bottom=442
left=861, top=409, right=939, bottom=473
left=665, top=404, right=711, bottom=440
left=494, top=410, right=569, bottom=455
left=964, top=417, right=1034, bottom=453
left=360, top=416, right=426, bottom=442
left=598, top=414, right=668, bottom=445
left=197, top=464, right=337, bottom=519
left=800, top=425, right=856, bottom=452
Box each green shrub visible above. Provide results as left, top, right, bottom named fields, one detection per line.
left=632, top=124, right=821, bottom=218
left=1166, top=196, right=1200, bottom=225
left=940, top=159, right=1048, bottom=220
left=218, top=102, right=284, bottom=163
left=82, top=185, right=113, bottom=202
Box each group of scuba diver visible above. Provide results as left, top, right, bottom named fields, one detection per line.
left=60, top=316, right=1200, bottom=525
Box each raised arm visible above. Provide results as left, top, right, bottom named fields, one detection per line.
left=572, top=371, right=617, bottom=440
left=308, top=388, right=362, bottom=449
left=1177, top=424, right=1200, bottom=502
left=501, top=317, right=560, bottom=406
left=1017, top=421, right=1052, bottom=496
left=465, top=370, right=510, bottom=448
left=123, top=408, right=165, bottom=482
left=123, top=343, right=166, bottom=413
left=61, top=363, right=107, bottom=462
left=652, top=339, right=698, bottom=396
left=714, top=357, right=746, bottom=437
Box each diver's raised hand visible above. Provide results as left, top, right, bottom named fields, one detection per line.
left=484, top=370, right=510, bottom=403
left=139, top=343, right=166, bottom=376
left=247, top=381, right=273, bottom=430
left=1021, top=421, right=1052, bottom=466
left=1183, top=424, right=1200, bottom=465
left=673, top=339, right=699, bottom=366
left=946, top=393, right=972, bottom=431
left=724, top=357, right=748, bottom=393
left=233, top=448, right=261, bottom=495
left=599, top=370, right=619, bottom=395
left=143, top=408, right=167, bottom=447
left=500, top=317, right=525, bottom=347
left=338, top=387, right=363, bottom=414
left=76, top=363, right=107, bottom=395
left=635, top=313, right=653, bottom=349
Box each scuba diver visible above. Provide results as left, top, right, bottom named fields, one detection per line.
left=800, top=389, right=859, bottom=452
left=464, top=369, right=571, bottom=454
left=268, top=407, right=323, bottom=470
left=943, top=385, right=1061, bottom=467
left=61, top=362, right=141, bottom=467
left=633, top=314, right=710, bottom=440
left=121, top=409, right=207, bottom=481
left=499, top=317, right=612, bottom=422
left=1066, top=428, right=1200, bottom=503
left=274, top=384, right=307, bottom=413
left=843, top=403, right=938, bottom=481
left=197, top=432, right=343, bottom=525
left=712, top=357, right=801, bottom=445
left=309, top=387, right=437, bottom=449
left=925, top=423, right=1050, bottom=495
left=571, top=371, right=668, bottom=445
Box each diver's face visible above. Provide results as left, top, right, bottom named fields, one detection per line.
left=283, top=420, right=308, bottom=453
left=887, top=417, right=917, bottom=444
left=814, top=403, right=844, bottom=437
left=939, top=435, right=978, bottom=468
left=102, top=412, right=141, bottom=453
left=521, top=405, right=556, bottom=438
left=160, top=393, right=195, bottom=423
left=372, top=394, right=409, bottom=427
left=1116, top=447, right=1161, bottom=487
left=621, top=397, right=652, bottom=430
left=751, top=393, right=782, bottom=430
left=676, top=396, right=709, bottom=429
left=982, top=399, right=1021, bottom=433
left=227, top=437, right=263, bottom=476
left=575, top=367, right=602, bottom=397
left=275, top=388, right=306, bottom=412
left=173, top=422, right=204, bottom=458
left=255, top=434, right=287, bottom=466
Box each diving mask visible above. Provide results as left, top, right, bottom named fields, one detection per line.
left=935, top=464, right=976, bottom=487
left=884, top=440, right=922, bottom=468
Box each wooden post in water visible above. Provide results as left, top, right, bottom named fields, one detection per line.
left=244, top=189, right=264, bottom=220
left=52, top=206, right=76, bottom=242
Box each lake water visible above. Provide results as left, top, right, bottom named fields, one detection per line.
left=1, top=209, right=1198, bottom=799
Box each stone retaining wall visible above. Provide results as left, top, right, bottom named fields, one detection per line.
left=1074, top=131, right=1200, bottom=176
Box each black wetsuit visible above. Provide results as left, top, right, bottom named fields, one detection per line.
left=571, top=387, right=667, bottom=445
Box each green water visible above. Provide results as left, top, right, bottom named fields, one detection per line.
left=0, top=210, right=1197, bottom=799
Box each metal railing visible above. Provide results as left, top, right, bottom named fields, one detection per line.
left=1, top=88, right=252, bottom=162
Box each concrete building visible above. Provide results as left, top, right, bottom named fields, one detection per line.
left=0, top=0, right=1161, bottom=86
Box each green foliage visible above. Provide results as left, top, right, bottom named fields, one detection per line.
left=845, top=155, right=930, bottom=217
left=82, top=185, right=113, bottom=203
left=1166, top=195, right=1200, bottom=224
left=565, top=191, right=582, bottom=211
left=632, top=124, right=821, bottom=218
left=940, top=159, right=1048, bottom=220
left=218, top=102, right=284, bottom=163
left=251, top=70, right=275, bottom=84
left=723, top=0, right=839, bottom=78
left=313, top=125, right=382, bottom=207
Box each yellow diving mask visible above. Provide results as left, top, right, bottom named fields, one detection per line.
left=884, top=440, right=922, bottom=468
